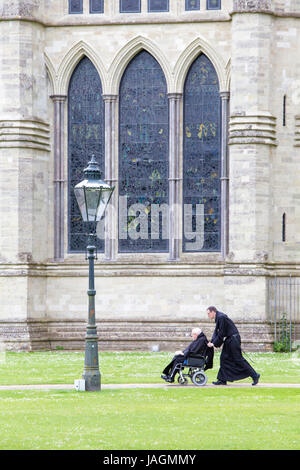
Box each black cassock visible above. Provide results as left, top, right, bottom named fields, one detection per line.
left=212, top=311, right=258, bottom=382
left=162, top=332, right=213, bottom=379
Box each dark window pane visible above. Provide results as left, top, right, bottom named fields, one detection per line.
left=69, top=0, right=83, bottom=14
left=183, top=54, right=221, bottom=252
left=207, top=0, right=221, bottom=9
left=148, top=0, right=169, bottom=12
left=120, top=0, right=141, bottom=13
left=68, top=57, right=105, bottom=253
left=90, top=0, right=104, bottom=13
left=185, top=0, right=200, bottom=10
left=119, top=51, right=169, bottom=253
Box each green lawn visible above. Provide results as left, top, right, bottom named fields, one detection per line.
left=0, top=351, right=299, bottom=450
left=0, top=387, right=299, bottom=450
left=0, top=350, right=300, bottom=385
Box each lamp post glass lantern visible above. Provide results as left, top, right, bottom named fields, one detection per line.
left=74, top=154, right=114, bottom=391
left=74, top=155, right=113, bottom=223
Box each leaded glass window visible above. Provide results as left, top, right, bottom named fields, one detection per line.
left=186, top=0, right=200, bottom=10
left=183, top=54, right=221, bottom=252
left=90, top=0, right=104, bottom=13
left=148, top=0, right=169, bottom=12
left=120, top=0, right=141, bottom=13
left=69, top=0, right=83, bottom=14
left=119, top=51, right=169, bottom=253
left=207, top=0, right=221, bottom=9
left=68, top=57, right=105, bottom=252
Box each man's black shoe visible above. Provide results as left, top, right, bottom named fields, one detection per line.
left=161, top=374, right=169, bottom=381
left=252, top=373, right=260, bottom=386
left=212, top=380, right=227, bottom=385
left=167, top=377, right=174, bottom=383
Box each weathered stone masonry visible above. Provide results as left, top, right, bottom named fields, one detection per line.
left=0, top=0, right=300, bottom=351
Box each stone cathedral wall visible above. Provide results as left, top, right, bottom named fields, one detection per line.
left=1, top=0, right=300, bottom=351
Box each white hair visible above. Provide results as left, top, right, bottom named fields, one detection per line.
left=192, top=327, right=202, bottom=336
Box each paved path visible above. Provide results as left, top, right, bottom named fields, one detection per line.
left=0, top=382, right=299, bottom=390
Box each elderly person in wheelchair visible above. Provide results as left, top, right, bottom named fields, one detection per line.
left=161, top=327, right=213, bottom=386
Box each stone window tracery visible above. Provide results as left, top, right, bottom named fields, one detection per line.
left=66, top=52, right=224, bottom=257
left=183, top=54, right=221, bottom=252
left=68, top=57, right=105, bottom=253
left=118, top=50, right=169, bottom=253
left=68, top=0, right=222, bottom=16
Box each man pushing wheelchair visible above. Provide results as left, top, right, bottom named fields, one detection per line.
left=161, top=306, right=260, bottom=387
left=161, top=327, right=213, bottom=384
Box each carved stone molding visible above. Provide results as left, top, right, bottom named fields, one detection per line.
left=102, top=94, right=118, bottom=261
left=220, top=92, right=230, bottom=260
left=294, top=115, right=300, bottom=147
left=232, top=0, right=273, bottom=14
left=229, top=113, right=277, bottom=146
left=0, top=0, right=40, bottom=18
left=50, top=95, right=67, bottom=261
left=0, top=119, right=50, bottom=151
left=168, top=93, right=182, bottom=261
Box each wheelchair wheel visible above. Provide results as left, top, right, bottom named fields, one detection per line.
left=177, top=375, right=188, bottom=385
left=192, top=371, right=207, bottom=386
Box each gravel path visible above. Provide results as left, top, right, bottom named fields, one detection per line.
left=0, top=382, right=299, bottom=390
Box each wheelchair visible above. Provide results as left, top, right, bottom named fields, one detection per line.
left=173, top=354, right=208, bottom=386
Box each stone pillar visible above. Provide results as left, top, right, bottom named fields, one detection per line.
left=229, top=0, right=276, bottom=263
left=50, top=95, right=67, bottom=261
left=102, top=94, right=118, bottom=261
left=224, top=0, right=276, bottom=323
left=220, top=91, right=230, bottom=260
left=0, top=1, right=50, bottom=349
left=168, top=93, right=182, bottom=261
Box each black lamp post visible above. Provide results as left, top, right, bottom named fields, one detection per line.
left=74, top=155, right=114, bottom=391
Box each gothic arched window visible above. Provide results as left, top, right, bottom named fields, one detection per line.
left=68, top=56, right=105, bottom=252
left=119, top=50, right=169, bottom=252
left=183, top=54, right=221, bottom=252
